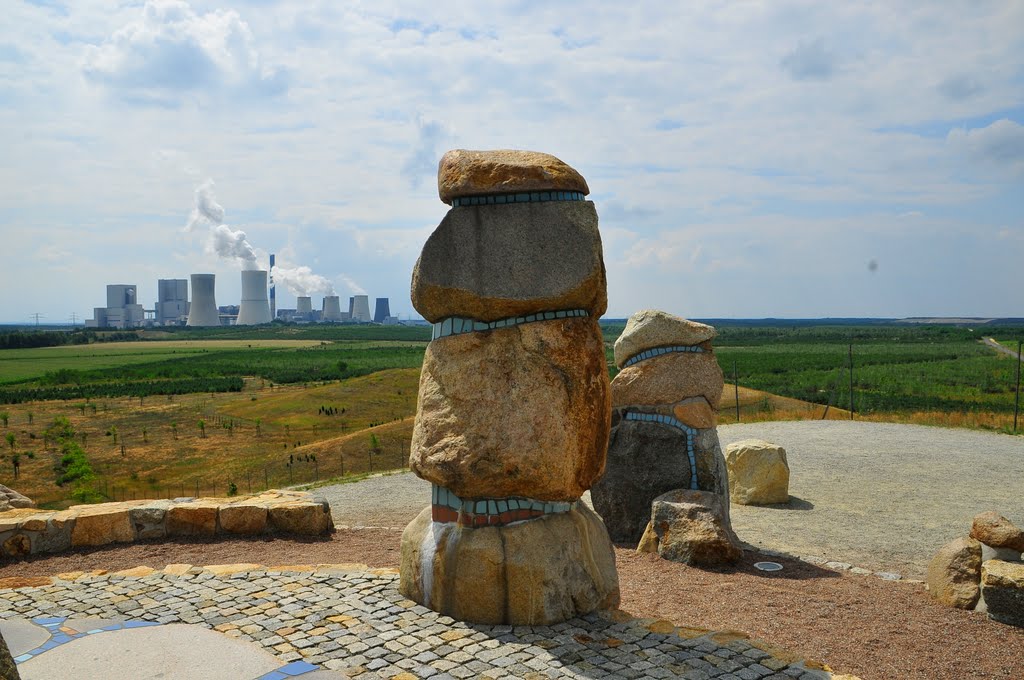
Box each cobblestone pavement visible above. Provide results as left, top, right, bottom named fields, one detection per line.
left=0, top=565, right=838, bottom=680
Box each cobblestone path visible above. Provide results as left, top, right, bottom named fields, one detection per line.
left=0, top=565, right=837, bottom=679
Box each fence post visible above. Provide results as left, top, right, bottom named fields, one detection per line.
left=195, top=480, right=199, bottom=498
left=1015, top=340, right=1022, bottom=434
left=265, top=467, right=269, bottom=490
left=733, top=358, right=740, bottom=423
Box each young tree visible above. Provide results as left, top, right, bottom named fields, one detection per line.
left=109, top=426, right=118, bottom=444
left=142, top=427, right=148, bottom=443
left=1, top=411, right=9, bottom=428
left=5, top=432, right=14, bottom=453
left=254, top=418, right=261, bottom=437
left=171, top=422, right=178, bottom=440
left=11, top=453, right=20, bottom=479
left=198, top=419, right=206, bottom=438
left=27, top=411, right=33, bottom=425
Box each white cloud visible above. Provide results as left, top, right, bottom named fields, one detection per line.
left=780, top=38, right=838, bottom=81
left=947, top=119, right=1024, bottom=173
left=80, top=0, right=287, bottom=105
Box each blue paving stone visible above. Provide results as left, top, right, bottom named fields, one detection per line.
left=279, top=660, right=320, bottom=676
left=256, top=672, right=288, bottom=680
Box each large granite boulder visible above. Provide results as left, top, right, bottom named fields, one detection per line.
left=0, top=485, right=35, bottom=511
left=411, top=201, right=607, bottom=323
left=411, top=316, right=609, bottom=501
left=980, top=560, right=1024, bottom=627
left=401, top=149, right=619, bottom=625
left=612, top=310, right=716, bottom=369
left=437, top=149, right=589, bottom=205
left=725, top=439, right=791, bottom=505
left=970, top=511, right=1024, bottom=553
left=637, top=489, right=742, bottom=567
left=400, top=504, right=618, bottom=625
left=926, top=537, right=982, bottom=609
left=592, top=417, right=696, bottom=543
left=610, top=351, right=724, bottom=409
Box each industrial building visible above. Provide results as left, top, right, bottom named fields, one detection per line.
left=236, top=270, right=272, bottom=325
left=348, top=295, right=372, bottom=323
left=155, top=279, right=189, bottom=325
left=86, top=284, right=145, bottom=328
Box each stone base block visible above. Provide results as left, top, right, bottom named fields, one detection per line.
left=981, top=559, right=1024, bottom=627
left=400, top=503, right=619, bottom=625
left=637, top=489, right=742, bottom=567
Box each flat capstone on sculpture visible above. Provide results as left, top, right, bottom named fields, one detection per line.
left=399, top=149, right=620, bottom=625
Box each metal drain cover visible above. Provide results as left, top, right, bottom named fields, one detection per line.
left=754, top=561, right=783, bottom=572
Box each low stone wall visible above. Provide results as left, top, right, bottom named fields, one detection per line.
left=0, top=490, right=334, bottom=559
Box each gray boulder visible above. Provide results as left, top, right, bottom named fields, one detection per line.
left=591, top=417, right=695, bottom=543
left=638, top=489, right=743, bottom=567
left=411, top=201, right=607, bottom=323
left=0, top=485, right=35, bottom=511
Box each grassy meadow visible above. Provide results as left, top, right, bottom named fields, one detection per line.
left=0, top=322, right=1020, bottom=508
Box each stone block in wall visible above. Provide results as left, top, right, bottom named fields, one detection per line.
left=166, top=501, right=220, bottom=537
left=268, top=497, right=332, bottom=536
left=130, top=501, right=171, bottom=540
left=220, top=502, right=268, bottom=534
left=71, top=505, right=134, bottom=547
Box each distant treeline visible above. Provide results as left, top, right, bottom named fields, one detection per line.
left=0, top=329, right=140, bottom=350
left=0, top=377, right=244, bottom=404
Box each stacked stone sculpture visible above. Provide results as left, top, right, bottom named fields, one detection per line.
left=592, top=309, right=741, bottom=566
left=400, top=149, right=620, bottom=625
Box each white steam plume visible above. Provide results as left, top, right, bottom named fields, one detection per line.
left=271, top=265, right=335, bottom=297
left=185, top=179, right=259, bottom=269
left=339, top=274, right=366, bottom=295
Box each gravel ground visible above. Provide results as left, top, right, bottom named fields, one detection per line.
left=317, top=421, right=1024, bottom=579
left=719, top=420, right=1024, bottom=579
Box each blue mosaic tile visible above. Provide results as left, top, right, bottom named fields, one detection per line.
left=14, top=654, right=32, bottom=663
left=279, top=660, right=320, bottom=676
left=256, top=672, right=288, bottom=680
left=623, top=344, right=705, bottom=368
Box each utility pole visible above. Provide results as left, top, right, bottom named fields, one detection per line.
left=69, top=312, right=78, bottom=325
left=848, top=344, right=854, bottom=420
left=733, top=358, right=740, bottom=423
left=1014, top=340, right=1022, bottom=434
left=30, top=313, right=44, bottom=326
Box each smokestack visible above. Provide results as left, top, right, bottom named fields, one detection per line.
left=296, top=296, right=313, bottom=316
left=187, top=274, right=220, bottom=326
left=269, top=253, right=276, bottom=319
left=373, top=297, right=391, bottom=323
left=350, top=295, right=371, bottom=323
left=236, top=270, right=272, bottom=325
left=322, top=295, right=342, bottom=321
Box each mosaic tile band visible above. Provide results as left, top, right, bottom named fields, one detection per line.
left=12, top=616, right=325, bottom=678
left=622, top=344, right=705, bottom=368
left=624, top=411, right=699, bottom=490
left=431, top=308, right=589, bottom=341
left=451, top=190, right=586, bottom=207
left=431, top=484, right=576, bottom=527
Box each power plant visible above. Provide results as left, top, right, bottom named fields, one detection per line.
left=155, top=279, right=189, bottom=325
left=235, top=270, right=272, bottom=325
left=373, top=297, right=391, bottom=323
left=86, top=271, right=399, bottom=327
left=187, top=274, right=220, bottom=326
left=349, top=295, right=371, bottom=323
left=322, top=295, right=343, bottom=321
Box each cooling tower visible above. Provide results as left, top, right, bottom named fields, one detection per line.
left=350, top=294, right=371, bottom=322
left=373, top=297, right=391, bottom=323
left=322, top=295, right=343, bottom=321
left=236, top=270, right=272, bottom=325
left=296, top=296, right=313, bottom=316
left=187, top=274, right=220, bottom=326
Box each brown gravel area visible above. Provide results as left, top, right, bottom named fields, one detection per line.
left=2, top=531, right=1022, bottom=679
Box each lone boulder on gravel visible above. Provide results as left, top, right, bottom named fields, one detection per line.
left=725, top=439, right=790, bottom=505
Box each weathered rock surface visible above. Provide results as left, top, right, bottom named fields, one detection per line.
left=400, top=504, right=619, bottom=625
left=70, top=505, right=134, bottom=547
left=0, top=629, right=20, bottom=680
left=130, top=501, right=170, bottom=540
left=637, top=489, right=742, bottom=567
left=0, top=485, right=34, bottom=510
left=220, top=502, right=268, bottom=534
left=410, top=201, right=607, bottom=322
left=611, top=351, right=724, bottom=408
left=970, top=511, right=1024, bottom=552
left=725, top=439, right=790, bottom=505
left=269, top=497, right=332, bottom=536
left=437, top=149, right=590, bottom=205
left=673, top=397, right=716, bottom=429
left=591, top=418, right=696, bottom=543
left=981, top=559, right=1024, bottom=627
left=166, top=501, right=220, bottom=537
left=613, top=310, right=716, bottom=369
left=926, top=537, right=982, bottom=609
left=411, top=317, right=610, bottom=501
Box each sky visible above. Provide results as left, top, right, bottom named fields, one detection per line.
left=1, top=0, right=1022, bottom=324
